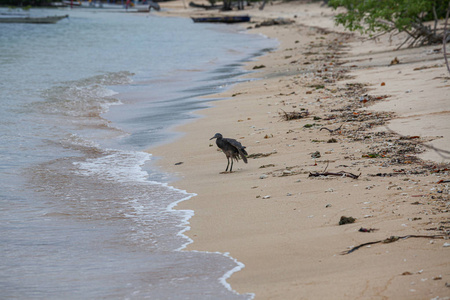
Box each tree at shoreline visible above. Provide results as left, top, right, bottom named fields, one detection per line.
left=329, top=0, right=450, bottom=48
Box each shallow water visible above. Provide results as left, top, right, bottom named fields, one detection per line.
left=0, top=6, right=276, bottom=299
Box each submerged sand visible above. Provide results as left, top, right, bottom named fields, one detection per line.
left=151, top=1, right=450, bottom=299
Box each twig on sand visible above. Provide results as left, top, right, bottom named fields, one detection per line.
left=279, top=109, right=309, bottom=121
left=309, top=170, right=361, bottom=179
left=320, top=124, right=342, bottom=134
left=309, top=161, right=361, bottom=179
left=342, top=235, right=447, bottom=255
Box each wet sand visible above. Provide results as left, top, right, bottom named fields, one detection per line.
left=150, top=1, right=450, bottom=299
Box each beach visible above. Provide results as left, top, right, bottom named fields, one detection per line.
left=1, top=9, right=276, bottom=298
left=152, top=1, right=450, bottom=299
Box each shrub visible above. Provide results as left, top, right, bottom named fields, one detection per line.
left=329, top=0, right=450, bottom=48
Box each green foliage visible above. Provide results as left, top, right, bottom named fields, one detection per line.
left=328, top=0, right=448, bottom=47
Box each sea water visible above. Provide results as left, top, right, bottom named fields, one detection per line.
left=0, top=7, right=276, bottom=299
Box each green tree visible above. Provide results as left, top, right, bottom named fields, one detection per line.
left=329, top=0, right=450, bottom=48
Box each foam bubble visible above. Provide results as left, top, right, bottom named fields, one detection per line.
left=74, top=150, right=151, bottom=183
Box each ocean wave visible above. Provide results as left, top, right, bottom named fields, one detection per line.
left=35, top=71, right=132, bottom=118
left=73, top=150, right=151, bottom=183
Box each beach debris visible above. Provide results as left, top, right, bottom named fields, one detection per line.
left=341, top=235, right=447, bottom=255
left=279, top=109, right=309, bottom=121
left=309, top=161, right=361, bottom=179
left=359, top=94, right=370, bottom=103
left=413, top=64, right=443, bottom=71
left=309, top=170, right=361, bottom=179
left=309, top=84, right=325, bottom=89
left=362, top=153, right=385, bottom=158
left=444, top=242, right=450, bottom=247
left=259, top=174, right=268, bottom=179
left=326, top=203, right=332, bottom=208
left=320, top=125, right=342, bottom=134
left=339, top=216, right=356, bottom=225
left=256, top=18, right=295, bottom=27
left=327, top=138, right=338, bottom=143
left=437, top=180, right=450, bottom=184
left=402, top=271, right=413, bottom=276
left=263, top=195, right=271, bottom=199
left=174, top=162, right=183, bottom=165
left=248, top=151, right=277, bottom=159
left=390, top=57, right=400, bottom=65
left=253, top=65, right=266, bottom=70
left=259, top=164, right=275, bottom=168
left=381, top=82, right=386, bottom=86
left=359, top=227, right=378, bottom=233
left=311, top=151, right=321, bottom=158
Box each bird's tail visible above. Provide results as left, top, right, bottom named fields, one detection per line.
left=239, top=147, right=248, bottom=164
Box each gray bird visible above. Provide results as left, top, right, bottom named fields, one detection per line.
left=210, top=133, right=248, bottom=172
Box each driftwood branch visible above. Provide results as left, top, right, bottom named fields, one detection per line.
left=342, top=235, right=447, bottom=255
left=309, top=161, right=360, bottom=179
left=309, top=170, right=361, bottom=179
left=444, top=1, right=450, bottom=75
left=320, top=124, right=342, bottom=134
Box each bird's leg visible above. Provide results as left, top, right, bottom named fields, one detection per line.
left=225, top=157, right=230, bottom=172
left=230, top=159, right=233, bottom=172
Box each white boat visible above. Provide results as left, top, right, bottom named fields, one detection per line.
left=0, top=14, right=69, bottom=24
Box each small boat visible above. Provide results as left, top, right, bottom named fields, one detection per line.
left=62, top=0, right=82, bottom=6
left=191, top=15, right=250, bottom=24
left=189, top=1, right=222, bottom=10
left=0, top=15, right=69, bottom=24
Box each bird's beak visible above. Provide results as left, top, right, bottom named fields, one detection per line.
left=209, top=137, right=215, bottom=140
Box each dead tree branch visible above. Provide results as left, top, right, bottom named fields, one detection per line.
left=309, top=171, right=361, bottom=179
left=320, top=125, right=342, bottom=134
left=342, top=235, right=447, bottom=255
left=444, top=1, right=450, bottom=75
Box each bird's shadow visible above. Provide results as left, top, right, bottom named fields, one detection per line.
left=219, top=171, right=234, bottom=174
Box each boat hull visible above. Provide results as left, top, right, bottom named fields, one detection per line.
left=0, top=15, right=69, bottom=24
left=191, top=15, right=250, bottom=24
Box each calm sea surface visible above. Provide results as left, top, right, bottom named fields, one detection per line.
left=0, top=7, right=276, bottom=299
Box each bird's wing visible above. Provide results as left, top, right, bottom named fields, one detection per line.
left=223, top=138, right=244, bottom=150
left=224, top=138, right=248, bottom=163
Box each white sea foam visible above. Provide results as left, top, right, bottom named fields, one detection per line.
left=166, top=190, right=254, bottom=299
left=221, top=252, right=255, bottom=299
left=74, top=150, right=151, bottom=183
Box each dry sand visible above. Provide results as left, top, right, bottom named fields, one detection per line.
left=150, top=1, right=450, bottom=299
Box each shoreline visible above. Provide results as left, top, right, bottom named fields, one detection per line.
left=150, top=1, right=450, bottom=299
